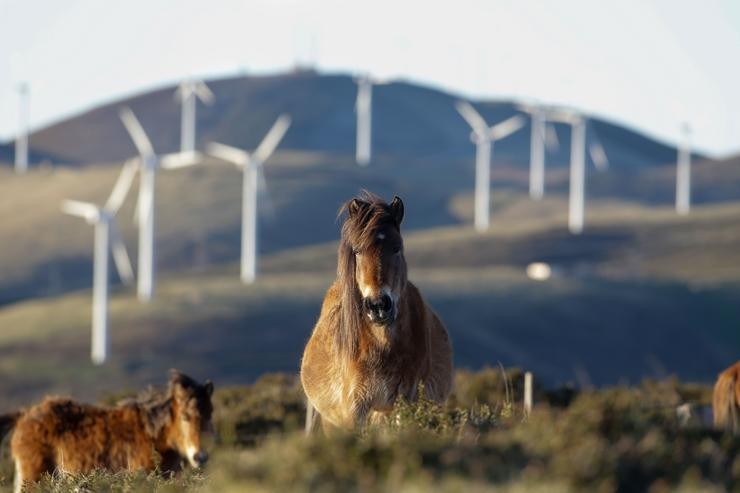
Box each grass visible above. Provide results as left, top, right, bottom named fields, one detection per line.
left=1, top=369, right=736, bottom=492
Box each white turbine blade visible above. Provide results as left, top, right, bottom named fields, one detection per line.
left=490, top=115, right=526, bottom=141
left=547, top=109, right=579, bottom=124
left=61, top=200, right=99, bottom=221
left=160, top=151, right=203, bottom=170
left=119, top=107, right=155, bottom=157
left=195, top=81, right=215, bottom=104
left=253, top=115, right=292, bottom=164
left=109, top=221, right=135, bottom=285
left=104, top=159, right=139, bottom=213
left=545, top=123, right=560, bottom=152
left=455, top=101, right=488, bottom=133
left=206, top=141, right=249, bottom=167
left=589, top=140, right=609, bottom=171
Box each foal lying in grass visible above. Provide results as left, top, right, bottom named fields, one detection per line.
left=0, top=370, right=213, bottom=493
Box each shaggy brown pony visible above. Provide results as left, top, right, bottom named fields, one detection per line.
left=301, top=192, right=453, bottom=431
left=713, top=361, right=740, bottom=433
left=0, top=370, right=213, bottom=493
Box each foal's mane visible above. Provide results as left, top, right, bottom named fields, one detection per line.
left=334, top=191, right=402, bottom=356
left=121, top=385, right=173, bottom=439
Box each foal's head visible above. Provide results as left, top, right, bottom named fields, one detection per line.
left=340, top=193, right=406, bottom=326
left=167, top=370, right=214, bottom=469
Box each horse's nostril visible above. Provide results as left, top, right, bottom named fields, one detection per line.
left=194, top=451, right=209, bottom=465
left=381, top=294, right=392, bottom=312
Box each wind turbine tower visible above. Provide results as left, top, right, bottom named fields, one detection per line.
left=207, top=115, right=292, bottom=283
left=456, top=101, right=526, bottom=231
left=547, top=109, right=609, bottom=234
left=355, top=76, right=373, bottom=166
left=15, top=83, right=29, bottom=174
left=175, top=79, right=214, bottom=154
left=61, top=160, right=138, bottom=364
left=676, top=123, right=691, bottom=215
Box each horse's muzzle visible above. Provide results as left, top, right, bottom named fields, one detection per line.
left=364, top=294, right=395, bottom=324
left=192, top=450, right=209, bottom=468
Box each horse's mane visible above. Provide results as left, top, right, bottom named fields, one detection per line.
left=334, top=191, right=401, bottom=356
left=119, top=385, right=173, bottom=439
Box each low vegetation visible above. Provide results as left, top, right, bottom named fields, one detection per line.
left=1, top=368, right=736, bottom=492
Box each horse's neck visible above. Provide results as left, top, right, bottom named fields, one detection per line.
left=138, top=399, right=174, bottom=449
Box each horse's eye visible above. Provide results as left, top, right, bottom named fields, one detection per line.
left=393, top=246, right=401, bottom=254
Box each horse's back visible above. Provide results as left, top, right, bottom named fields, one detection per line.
left=12, top=397, right=146, bottom=478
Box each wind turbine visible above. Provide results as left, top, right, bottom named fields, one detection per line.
left=675, top=123, right=691, bottom=215
left=118, top=107, right=201, bottom=302
left=546, top=109, right=609, bottom=234
left=355, top=76, right=373, bottom=166
left=175, top=79, right=214, bottom=154
left=206, top=115, right=291, bottom=283
left=15, top=83, right=29, bottom=174
left=456, top=101, right=526, bottom=231
left=517, top=103, right=561, bottom=200
left=61, top=159, right=138, bottom=364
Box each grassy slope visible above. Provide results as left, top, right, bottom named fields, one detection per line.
left=0, top=193, right=739, bottom=409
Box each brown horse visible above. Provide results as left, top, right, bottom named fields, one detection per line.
left=0, top=370, right=213, bottom=492
left=300, top=192, right=453, bottom=431
left=713, top=361, right=740, bottom=432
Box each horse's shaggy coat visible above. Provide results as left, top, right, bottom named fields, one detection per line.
left=0, top=370, right=213, bottom=492
left=713, top=361, right=740, bottom=433
left=301, top=192, right=453, bottom=431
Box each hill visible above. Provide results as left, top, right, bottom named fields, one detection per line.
left=1, top=72, right=688, bottom=169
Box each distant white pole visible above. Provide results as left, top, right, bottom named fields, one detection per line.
left=474, top=136, right=491, bottom=232
left=241, top=161, right=259, bottom=283
left=181, top=86, right=196, bottom=153
left=568, top=117, right=586, bottom=234
left=676, top=123, right=691, bottom=215
left=356, top=78, right=372, bottom=166
left=529, top=110, right=545, bottom=200
left=92, top=218, right=110, bottom=364
left=15, top=83, right=29, bottom=174
left=137, top=158, right=156, bottom=301
left=523, top=371, right=533, bottom=417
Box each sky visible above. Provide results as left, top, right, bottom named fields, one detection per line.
left=1, top=0, right=739, bottom=157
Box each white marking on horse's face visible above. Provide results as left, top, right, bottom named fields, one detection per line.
left=377, top=233, right=385, bottom=240
left=180, top=419, right=202, bottom=468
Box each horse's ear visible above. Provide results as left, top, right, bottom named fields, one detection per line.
left=168, top=368, right=182, bottom=384
left=204, top=380, right=214, bottom=397
left=348, top=198, right=368, bottom=218
left=390, top=196, right=404, bottom=225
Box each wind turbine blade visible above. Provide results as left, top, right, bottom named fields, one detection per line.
left=206, top=142, right=249, bottom=167
left=109, top=221, right=135, bottom=285
left=589, top=140, right=609, bottom=171
left=61, top=200, right=99, bottom=221
left=490, top=115, right=526, bottom=141
left=545, top=123, right=560, bottom=152
left=104, top=158, right=139, bottom=213
left=195, top=81, right=215, bottom=104
left=455, top=100, right=488, bottom=133
left=253, top=115, right=292, bottom=164
left=160, top=151, right=203, bottom=169
left=119, top=107, right=155, bottom=157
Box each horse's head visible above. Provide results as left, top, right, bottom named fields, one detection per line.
left=341, top=194, right=406, bottom=326
left=168, top=370, right=214, bottom=469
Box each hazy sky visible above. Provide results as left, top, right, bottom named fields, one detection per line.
left=1, top=0, right=739, bottom=156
